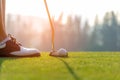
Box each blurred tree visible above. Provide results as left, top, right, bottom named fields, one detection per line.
left=117, top=25, right=120, bottom=50
left=101, top=12, right=118, bottom=51
left=111, top=12, right=119, bottom=50
left=94, top=15, right=99, bottom=26
left=90, top=15, right=103, bottom=50
left=57, top=12, right=63, bottom=24
left=6, top=14, right=12, bottom=33
left=73, top=15, right=82, bottom=50
left=82, top=20, right=90, bottom=50
left=66, top=15, right=73, bottom=28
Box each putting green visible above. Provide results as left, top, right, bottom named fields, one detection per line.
left=0, top=52, right=120, bottom=80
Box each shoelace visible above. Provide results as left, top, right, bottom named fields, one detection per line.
left=8, top=34, right=22, bottom=46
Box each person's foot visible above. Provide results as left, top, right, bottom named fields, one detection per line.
left=0, top=34, right=40, bottom=57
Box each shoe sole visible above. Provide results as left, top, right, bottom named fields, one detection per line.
left=0, top=53, right=40, bottom=57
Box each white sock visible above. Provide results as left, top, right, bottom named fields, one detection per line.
left=0, top=37, right=11, bottom=46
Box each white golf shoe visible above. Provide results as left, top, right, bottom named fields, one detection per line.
left=0, top=34, right=40, bottom=57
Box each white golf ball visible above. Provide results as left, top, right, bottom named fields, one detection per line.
left=57, top=48, right=68, bottom=56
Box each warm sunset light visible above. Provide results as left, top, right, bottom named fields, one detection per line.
left=5, top=0, right=120, bottom=51
left=6, top=0, right=120, bottom=26
left=2, top=2, right=120, bottom=77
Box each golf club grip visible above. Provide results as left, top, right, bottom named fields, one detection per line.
left=44, top=0, right=55, bottom=51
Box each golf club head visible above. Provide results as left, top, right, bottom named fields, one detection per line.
left=49, top=48, right=68, bottom=57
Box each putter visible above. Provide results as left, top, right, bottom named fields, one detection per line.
left=44, top=0, right=68, bottom=57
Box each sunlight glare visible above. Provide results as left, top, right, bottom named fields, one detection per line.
left=6, top=0, right=120, bottom=26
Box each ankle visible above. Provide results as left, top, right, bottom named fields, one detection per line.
left=0, top=34, right=7, bottom=42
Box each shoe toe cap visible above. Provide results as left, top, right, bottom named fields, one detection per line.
left=10, top=46, right=40, bottom=57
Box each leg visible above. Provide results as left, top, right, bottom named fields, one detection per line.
left=1, top=0, right=5, bottom=30
left=0, top=0, right=7, bottom=42
left=0, top=0, right=40, bottom=57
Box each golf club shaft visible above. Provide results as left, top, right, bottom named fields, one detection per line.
left=44, top=0, right=55, bottom=51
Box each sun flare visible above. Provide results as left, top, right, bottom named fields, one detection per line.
left=6, top=0, right=120, bottom=26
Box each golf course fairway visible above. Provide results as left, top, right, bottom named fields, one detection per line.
left=0, top=52, right=120, bottom=80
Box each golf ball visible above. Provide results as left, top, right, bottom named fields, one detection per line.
left=57, top=48, right=68, bottom=56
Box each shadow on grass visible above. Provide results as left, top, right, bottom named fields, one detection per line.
left=59, top=58, right=81, bottom=80
left=0, top=58, right=15, bottom=75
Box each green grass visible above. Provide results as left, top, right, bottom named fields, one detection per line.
left=0, top=52, right=120, bottom=80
